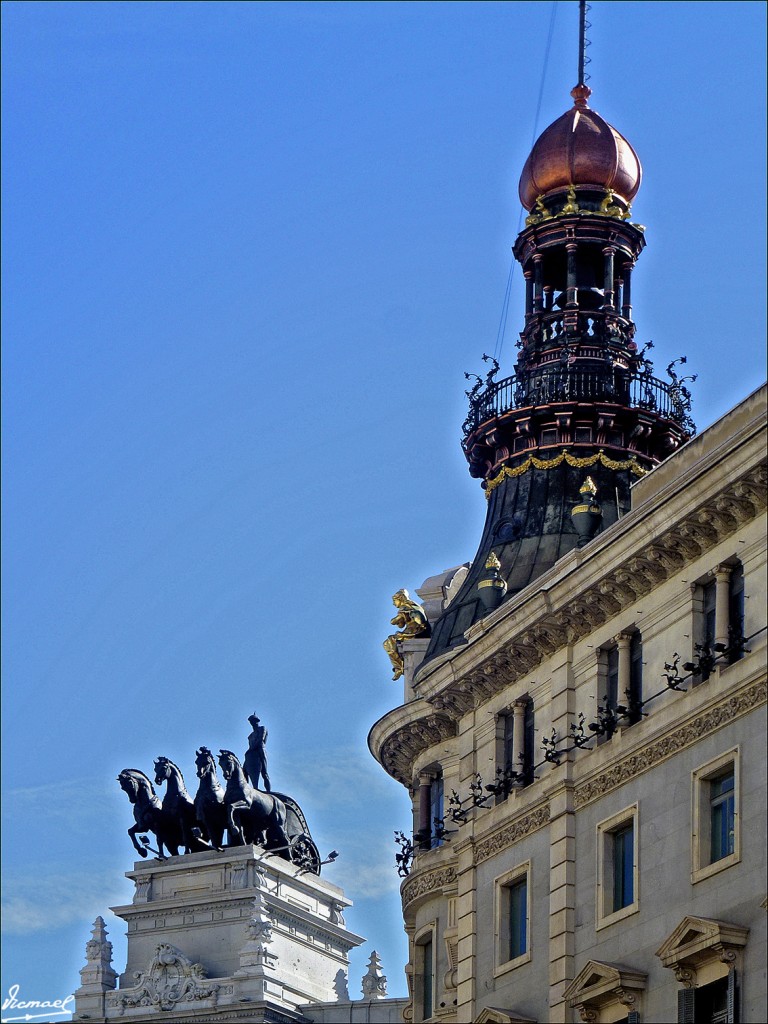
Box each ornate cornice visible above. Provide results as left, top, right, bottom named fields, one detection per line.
left=429, top=461, right=767, bottom=725
left=474, top=803, right=550, bottom=865
left=401, top=865, right=457, bottom=912
left=575, top=679, right=767, bottom=808
left=379, top=712, right=458, bottom=787
left=372, top=451, right=766, bottom=785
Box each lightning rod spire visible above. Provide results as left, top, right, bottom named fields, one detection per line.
left=578, top=1, right=591, bottom=87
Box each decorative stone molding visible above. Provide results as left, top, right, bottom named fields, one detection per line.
left=134, top=875, right=152, bottom=902
left=237, top=893, right=278, bottom=972
left=474, top=803, right=550, bottom=865
left=114, top=944, right=219, bottom=1012
left=77, top=917, right=118, bottom=993
left=444, top=935, right=459, bottom=990
left=328, top=901, right=345, bottom=925
left=550, top=610, right=583, bottom=644
left=431, top=689, right=476, bottom=718
left=655, top=915, right=749, bottom=985
left=575, top=679, right=766, bottom=808
left=401, top=866, right=458, bottom=911
left=380, top=712, right=457, bottom=784
left=564, top=960, right=646, bottom=1023
left=230, top=861, right=249, bottom=890
left=474, top=1008, right=536, bottom=1023
left=360, top=950, right=388, bottom=999
left=595, top=582, right=624, bottom=614
left=116, top=898, right=255, bottom=922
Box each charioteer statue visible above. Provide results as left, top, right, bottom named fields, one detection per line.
left=243, top=714, right=271, bottom=791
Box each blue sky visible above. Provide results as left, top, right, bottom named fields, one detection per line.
left=2, top=0, right=766, bottom=1009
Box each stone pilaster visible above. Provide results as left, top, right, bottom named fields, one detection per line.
left=547, top=647, right=576, bottom=1022
left=455, top=707, right=478, bottom=1020
left=454, top=836, right=477, bottom=1019
left=547, top=778, right=576, bottom=1022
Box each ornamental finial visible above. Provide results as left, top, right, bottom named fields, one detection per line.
left=571, top=82, right=592, bottom=107
left=579, top=476, right=598, bottom=499
left=485, top=551, right=502, bottom=571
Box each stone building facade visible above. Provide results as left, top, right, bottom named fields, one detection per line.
left=368, top=56, right=767, bottom=1024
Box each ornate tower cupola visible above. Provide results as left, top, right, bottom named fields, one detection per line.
left=423, top=13, right=696, bottom=665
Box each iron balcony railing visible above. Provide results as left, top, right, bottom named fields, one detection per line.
left=465, top=366, right=689, bottom=437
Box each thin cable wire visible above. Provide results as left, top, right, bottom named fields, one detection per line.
left=492, top=1, right=558, bottom=365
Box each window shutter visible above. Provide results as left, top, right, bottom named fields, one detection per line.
left=678, top=987, right=696, bottom=1023
left=626, top=1012, right=640, bottom=1024
left=727, top=967, right=737, bottom=1024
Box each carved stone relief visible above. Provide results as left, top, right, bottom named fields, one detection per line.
left=474, top=804, right=550, bottom=865
left=575, top=680, right=766, bottom=808
left=114, top=944, right=219, bottom=1012
left=401, top=866, right=458, bottom=911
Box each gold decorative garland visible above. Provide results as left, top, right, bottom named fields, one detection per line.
left=484, top=449, right=647, bottom=498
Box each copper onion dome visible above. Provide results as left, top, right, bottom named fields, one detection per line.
left=518, top=84, right=642, bottom=210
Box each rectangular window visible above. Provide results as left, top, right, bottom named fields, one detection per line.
left=495, top=861, right=531, bottom=973
left=429, top=775, right=444, bottom=849
left=701, top=578, right=717, bottom=681
left=597, top=805, right=639, bottom=929
left=628, top=633, right=643, bottom=722
left=703, top=579, right=717, bottom=646
left=507, top=876, right=528, bottom=960
left=421, top=937, right=433, bottom=1021
left=497, top=699, right=535, bottom=793
left=607, top=647, right=619, bottom=710
left=728, top=564, right=745, bottom=663
left=710, top=771, right=735, bottom=863
left=692, top=750, right=740, bottom=883
left=679, top=975, right=735, bottom=1024
left=523, top=698, right=535, bottom=785
left=612, top=823, right=635, bottom=911
left=503, top=711, right=515, bottom=774
left=602, top=636, right=642, bottom=732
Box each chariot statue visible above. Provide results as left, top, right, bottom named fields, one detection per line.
left=117, top=716, right=322, bottom=873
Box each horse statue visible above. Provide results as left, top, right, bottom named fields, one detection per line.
left=217, top=749, right=291, bottom=857
left=118, top=768, right=170, bottom=859
left=153, top=756, right=200, bottom=855
left=193, top=747, right=227, bottom=851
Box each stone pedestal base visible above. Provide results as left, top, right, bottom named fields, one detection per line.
left=73, top=845, right=364, bottom=1022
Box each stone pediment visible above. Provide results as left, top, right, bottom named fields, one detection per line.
left=475, top=1008, right=536, bottom=1024
left=564, top=960, right=646, bottom=1017
left=655, top=915, right=749, bottom=971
